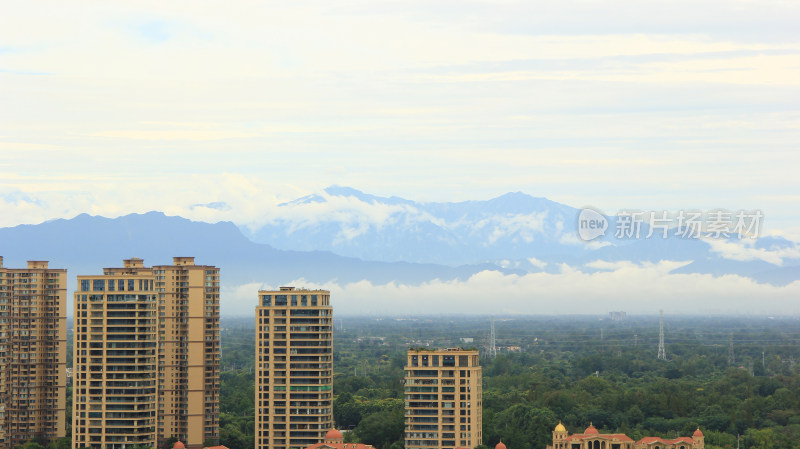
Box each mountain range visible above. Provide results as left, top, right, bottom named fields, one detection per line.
left=0, top=186, right=798, bottom=314
left=243, top=186, right=800, bottom=284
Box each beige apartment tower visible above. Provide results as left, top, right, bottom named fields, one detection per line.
left=72, top=260, right=158, bottom=449
left=153, top=257, right=220, bottom=449
left=404, top=349, right=482, bottom=449
left=255, top=288, right=333, bottom=449
left=0, top=258, right=67, bottom=449
left=72, top=258, right=220, bottom=449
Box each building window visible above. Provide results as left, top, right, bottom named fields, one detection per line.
left=81, top=280, right=90, bottom=291
left=262, top=295, right=272, bottom=306
left=92, top=280, right=104, bottom=291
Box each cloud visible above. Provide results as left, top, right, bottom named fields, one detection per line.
left=268, top=192, right=432, bottom=242
left=705, top=238, right=800, bottom=265
left=527, top=258, right=547, bottom=269
left=472, top=212, right=549, bottom=245
left=219, top=261, right=800, bottom=316
left=0, top=1, right=798, bottom=236
left=89, top=129, right=259, bottom=141
left=191, top=201, right=231, bottom=211
left=0, top=173, right=292, bottom=229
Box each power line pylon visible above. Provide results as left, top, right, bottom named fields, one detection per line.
left=489, top=317, right=497, bottom=358
left=657, top=310, right=667, bottom=360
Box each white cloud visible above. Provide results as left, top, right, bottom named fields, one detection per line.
left=271, top=193, right=429, bottom=241
left=471, top=212, right=549, bottom=245
left=89, top=129, right=259, bottom=141
left=0, top=0, right=798, bottom=235
left=527, top=258, right=547, bottom=269
left=705, top=238, right=800, bottom=265
left=219, top=261, right=800, bottom=316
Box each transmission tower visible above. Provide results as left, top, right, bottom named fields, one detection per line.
left=489, top=317, right=497, bottom=358
left=657, top=310, right=666, bottom=360
left=728, top=333, right=735, bottom=366
left=600, top=328, right=604, bottom=352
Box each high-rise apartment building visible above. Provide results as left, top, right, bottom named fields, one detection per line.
left=72, top=260, right=158, bottom=449
left=153, top=258, right=220, bottom=449
left=73, top=257, right=220, bottom=449
left=0, top=258, right=67, bottom=449
left=404, top=349, right=482, bottom=449
left=255, top=287, right=333, bottom=449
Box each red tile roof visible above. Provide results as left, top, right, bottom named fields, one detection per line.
left=325, top=429, right=344, bottom=440
left=305, top=443, right=375, bottom=449
left=565, top=434, right=634, bottom=442
left=636, top=437, right=695, bottom=445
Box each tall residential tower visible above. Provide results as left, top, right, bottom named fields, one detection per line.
left=0, top=258, right=67, bottom=449
left=154, top=258, right=220, bottom=449
left=72, top=260, right=158, bottom=449
left=72, top=258, right=220, bottom=449
left=404, top=349, right=482, bottom=449
left=255, top=287, right=333, bottom=449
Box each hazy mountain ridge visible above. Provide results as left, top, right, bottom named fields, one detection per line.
left=244, top=187, right=800, bottom=283
left=1, top=188, right=798, bottom=301
left=0, top=211, right=513, bottom=290
left=247, top=186, right=591, bottom=265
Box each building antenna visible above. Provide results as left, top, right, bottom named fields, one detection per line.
left=489, top=317, right=497, bottom=358
left=657, top=310, right=666, bottom=360
left=728, top=333, right=735, bottom=366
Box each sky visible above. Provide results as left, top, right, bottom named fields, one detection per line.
left=2, top=1, right=800, bottom=316
left=1, top=1, right=799, bottom=235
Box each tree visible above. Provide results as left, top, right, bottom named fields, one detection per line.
left=162, top=437, right=179, bottom=449
left=744, top=428, right=776, bottom=449
left=221, top=423, right=249, bottom=449
left=354, top=410, right=404, bottom=449
left=487, top=404, right=557, bottom=449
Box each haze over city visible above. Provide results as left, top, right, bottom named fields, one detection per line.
left=1, top=1, right=799, bottom=315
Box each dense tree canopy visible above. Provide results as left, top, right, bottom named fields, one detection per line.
left=21, top=316, right=800, bottom=449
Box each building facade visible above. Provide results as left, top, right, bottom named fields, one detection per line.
left=255, top=288, right=333, bottom=449
left=72, top=260, right=158, bottom=449
left=153, top=258, right=220, bottom=449
left=404, top=348, right=482, bottom=449
left=72, top=257, right=220, bottom=449
left=0, top=258, right=67, bottom=449
left=547, top=423, right=705, bottom=449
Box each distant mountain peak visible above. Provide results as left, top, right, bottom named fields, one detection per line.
left=323, top=185, right=366, bottom=197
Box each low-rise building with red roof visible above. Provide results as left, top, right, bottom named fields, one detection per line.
left=173, top=442, right=229, bottom=449
left=546, top=423, right=704, bottom=449
left=301, top=428, right=376, bottom=449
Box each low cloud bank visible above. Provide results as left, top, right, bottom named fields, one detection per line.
left=221, top=261, right=800, bottom=316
